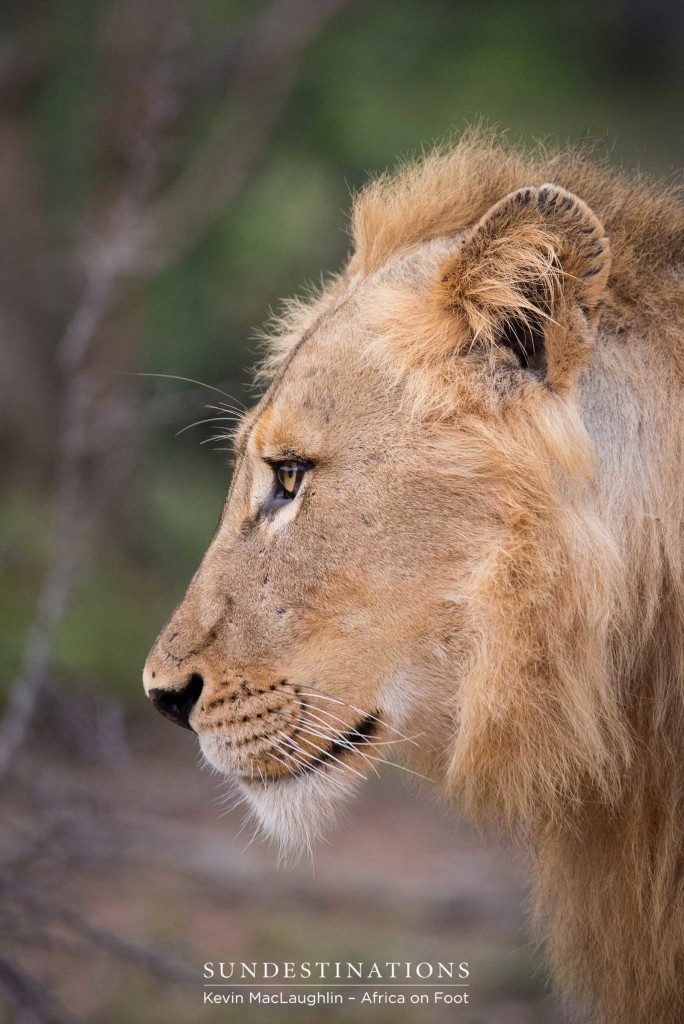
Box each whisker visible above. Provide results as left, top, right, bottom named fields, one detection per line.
left=301, top=700, right=405, bottom=743
left=206, top=402, right=246, bottom=416
left=364, top=757, right=433, bottom=783
left=294, top=720, right=335, bottom=745
left=276, top=729, right=367, bottom=782
left=271, top=735, right=311, bottom=770
left=275, top=731, right=354, bottom=783
left=175, top=414, right=242, bottom=436
left=298, top=702, right=356, bottom=733
left=295, top=724, right=382, bottom=779
left=300, top=705, right=387, bottom=754
left=263, top=746, right=299, bottom=777
left=302, top=705, right=415, bottom=748
left=200, top=431, right=239, bottom=445
left=273, top=737, right=340, bottom=787
left=298, top=689, right=421, bottom=746
left=296, top=719, right=397, bottom=776
left=273, top=734, right=332, bottom=781
left=295, top=702, right=431, bottom=781
left=206, top=399, right=246, bottom=415
left=134, top=372, right=247, bottom=407
left=273, top=731, right=325, bottom=767
left=299, top=688, right=403, bottom=731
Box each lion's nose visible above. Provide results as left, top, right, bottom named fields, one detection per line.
left=148, top=673, right=204, bottom=731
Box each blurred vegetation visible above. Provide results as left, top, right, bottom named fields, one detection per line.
left=1, top=0, right=682, bottom=703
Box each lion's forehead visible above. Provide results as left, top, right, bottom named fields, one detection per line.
left=247, top=348, right=397, bottom=459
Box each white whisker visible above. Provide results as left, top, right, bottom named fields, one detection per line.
left=298, top=689, right=420, bottom=746
left=276, top=729, right=367, bottom=782
left=301, top=702, right=421, bottom=748
left=200, top=432, right=238, bottom=445
left=206, top=402, right=246, bottom=416
left=175, top=414, right=242, bottom=436
left=295, top=724, right=382, bottom=779
left=292, top=706, right=431, bottom=782
left=275, top=731, right=343, bottom=781
left=135, top=372, right=247, bottom=407
left=263, top=745, right=299, bottom=776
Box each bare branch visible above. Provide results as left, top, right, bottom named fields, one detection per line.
left=0, top=6, right=181, bottom=777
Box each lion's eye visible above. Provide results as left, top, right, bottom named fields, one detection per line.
left=275, top=462, right=306, bottom=500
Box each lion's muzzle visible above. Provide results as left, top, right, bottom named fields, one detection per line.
left=144, top=642, right=382, bottom=783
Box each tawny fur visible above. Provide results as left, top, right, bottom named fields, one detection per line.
left=145, top=131, right=684, bottom=1024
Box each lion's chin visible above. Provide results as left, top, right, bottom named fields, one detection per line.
left=240, top=770, right=362, bottom=857
left=197, top=735, right=363, bottom=858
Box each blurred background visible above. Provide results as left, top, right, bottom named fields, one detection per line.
left=0, top=1, right=681, bottom=1021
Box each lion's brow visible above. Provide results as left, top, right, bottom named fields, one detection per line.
left=237, top=290, right=355, bottom=463
left=218, top=330, right=317, bottom=528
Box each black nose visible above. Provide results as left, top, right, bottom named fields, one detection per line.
left=149, top=674, right=204, bottom=730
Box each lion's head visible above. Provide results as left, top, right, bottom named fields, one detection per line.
left=143, top=133, right=682, bottom=873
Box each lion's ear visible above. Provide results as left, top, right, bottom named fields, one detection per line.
left=437, top=184, right=611, bottom=384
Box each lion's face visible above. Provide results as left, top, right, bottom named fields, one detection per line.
left=145, top=180, right=619, bottom=850
left=143, top=270, right=473, bottom=848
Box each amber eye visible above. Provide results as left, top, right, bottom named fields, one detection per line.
left=275, top=462, right=306, bottom=500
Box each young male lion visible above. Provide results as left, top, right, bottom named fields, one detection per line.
left=143, top=131, right=684, bottom=1024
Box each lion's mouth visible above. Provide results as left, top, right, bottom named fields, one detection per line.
left=240, top=710, right=380, bottom=784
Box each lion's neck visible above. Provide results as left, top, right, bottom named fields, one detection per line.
left=539, top=327, right=684, bottom=1024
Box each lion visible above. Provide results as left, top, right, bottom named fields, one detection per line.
left=143, top=130, right=684, bottom=1024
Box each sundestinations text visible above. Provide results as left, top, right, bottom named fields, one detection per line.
left=203, top=961, right=469, bottom=981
